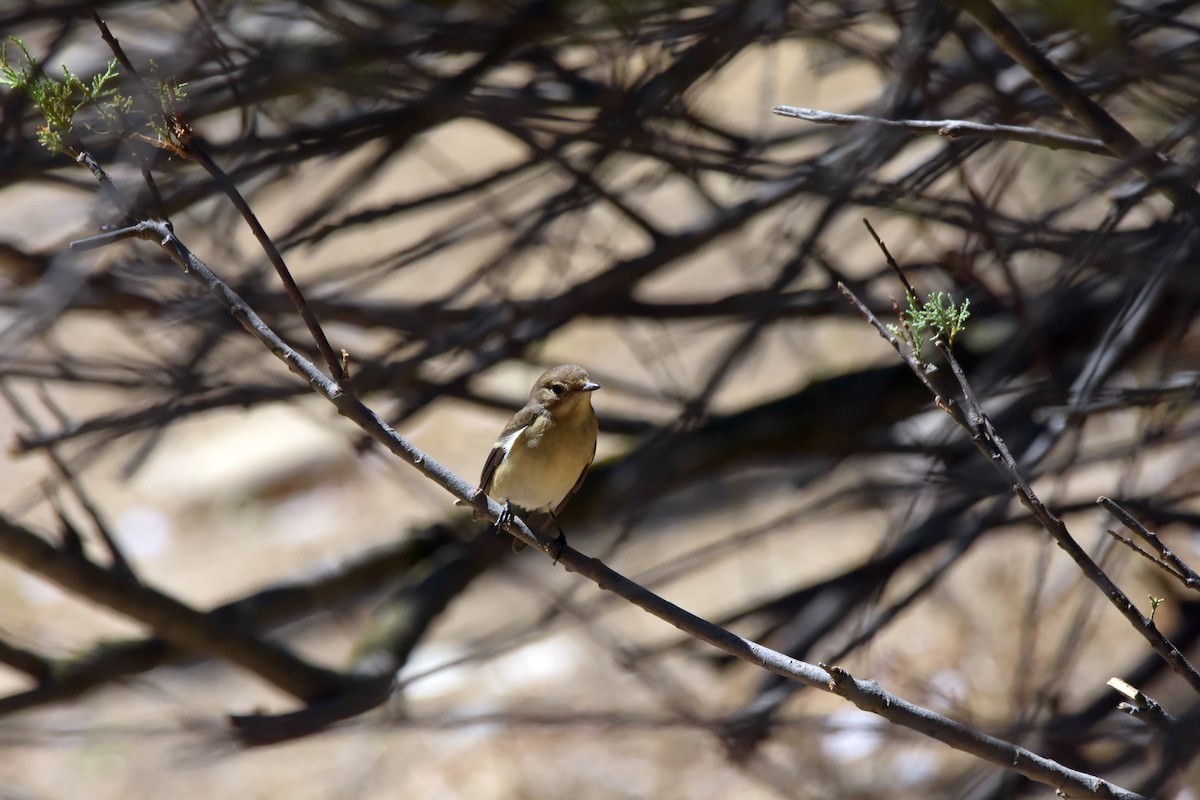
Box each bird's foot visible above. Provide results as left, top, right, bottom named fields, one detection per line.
left=496, top=501, right=530, bottom=551
left=494, top=500, right=513, bottom=533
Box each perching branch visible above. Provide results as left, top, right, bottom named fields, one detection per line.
left=64, top=219, right=1148, bottom=798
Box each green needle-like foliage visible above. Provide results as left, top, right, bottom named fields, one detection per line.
left=0, top=36, right=126, bottom=154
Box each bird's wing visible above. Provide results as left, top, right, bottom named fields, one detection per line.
left=553, top=439, right=596, bottom=517
left=480, top=426, right=524, bottom=493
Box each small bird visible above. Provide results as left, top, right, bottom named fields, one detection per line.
left=476, top=364, right=600, bottom=552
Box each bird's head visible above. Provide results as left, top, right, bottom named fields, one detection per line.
left=531, top=364, right=601, bottom=409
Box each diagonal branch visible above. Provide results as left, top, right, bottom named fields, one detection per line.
left=1099, top=496, right=1200, bottom=591
left=846, top=224, right=1200, bottom=697
left=90, top=10, right=350, bottom=389
left=64, top=219, right=1148, bottom=799
left=944, top=0, right=1200, bottom=216
left=0, top=511, right=357, bottom=703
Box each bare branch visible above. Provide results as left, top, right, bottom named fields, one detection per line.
left=773, top=105, right=1113, bottom=156
left=945, top=0, right=1200, bottom=216
left=1099, top=496, right=1200, bottom=591
left=0, top=510, right=357, bottom=702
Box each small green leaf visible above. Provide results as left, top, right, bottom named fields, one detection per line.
left=896, top=290, right=971, bottom=361
left=1148, top=595, right=1164, bottom=625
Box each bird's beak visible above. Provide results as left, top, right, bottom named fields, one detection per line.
left=582, top=380, right=601, bottom=392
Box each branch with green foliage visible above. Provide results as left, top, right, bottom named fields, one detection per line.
left=0, top=35, right=185, bottom=157
left=887, top=290, right=971, bottom=362
left=0, top=37, right=125, bottom=154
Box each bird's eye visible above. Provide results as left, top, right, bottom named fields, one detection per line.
left=550, top=383, right=565, bottom=396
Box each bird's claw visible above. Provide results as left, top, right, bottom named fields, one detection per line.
left=495, top=500, right=530, bottom=551
left=494, top=500, right=513, bottom=532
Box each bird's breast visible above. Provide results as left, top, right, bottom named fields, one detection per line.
left=490, top=410, right=596, bottom=510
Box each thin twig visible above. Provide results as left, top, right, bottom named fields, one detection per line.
left=1104, top=528, right=1190, bottom=584
left=181, top=138, right=352, bottom=389
left=1099, top=496, right=1200, bottom=590
left=1108, top=677, right=1179, bottom=731
left=89, top=13, right=351, bottom=389
left=862, top=217, right=917, bottom=298
left=71, top=148, right=132, bottom=221
left=836, top=281, right=947, bottom=411
left=773, top=105, right=1113, bottom=156
left=944, top=0, right=1200, bottom=216
left=0, top=380, right=138, bottom=580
